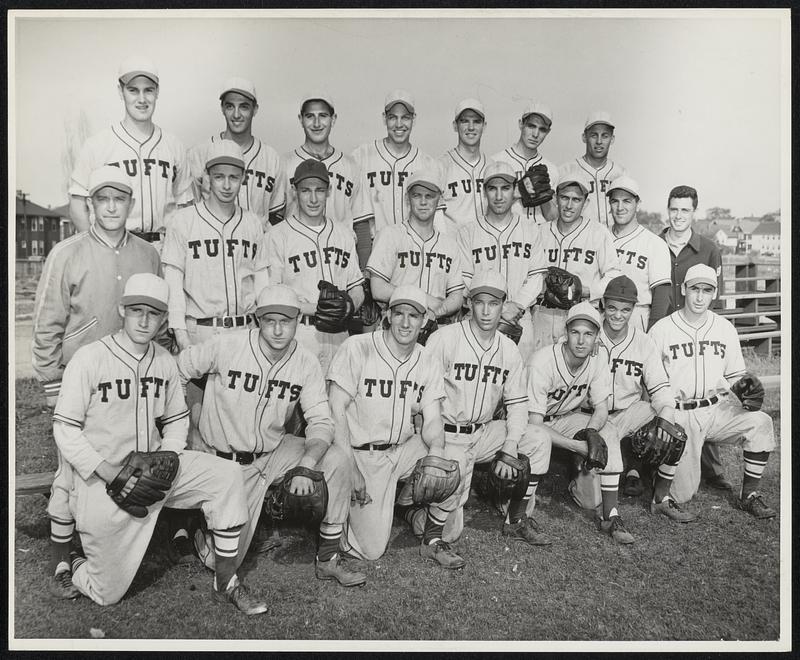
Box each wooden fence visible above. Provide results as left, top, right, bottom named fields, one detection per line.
left=719, top=261, right=781, bottom=355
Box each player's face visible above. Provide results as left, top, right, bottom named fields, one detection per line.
left=221, top=92, right=258, bottom=136
left=258, top=313, right=298, bottom=351
left=518, top=114, right=550, bottom=151
left=668, top=197, right=696, bottom=232
left=565, top=320, right=598, bottom=360
left=384, top=103, right=415, bottom=145
left=300, top=101, right=336, bottom=144
left=388, top=304, right=425, bottom=346
left=119, top=77, right=158, bottom=122
left=207, top=164, right=244, bottom=204
left=91, top=186, right=133, bottom=232
left=454, top=110, right=485, bottom=148
left=120, top=304, right=164, bottom=346
left=582, top=124, right=615, bottom=160
left=296, top=178, right=329, bottom=219
left=484, top=179, right=515, bottom=216
left=603, top=299, right=634, bottom=334
left=470, top=293, right=503, bottom=332
left=683, top=283, right=715, bottom=315
left=609, top=190, right=639, bottom=227
left=408, top=185, right=440, bottom=223
left=557, top=186, right=588, bottom=224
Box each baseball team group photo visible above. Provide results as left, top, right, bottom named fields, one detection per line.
left=10, top=10, right=788, bottom=649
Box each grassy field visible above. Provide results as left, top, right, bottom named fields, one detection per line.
left=11, top=375, right=784, bottom=647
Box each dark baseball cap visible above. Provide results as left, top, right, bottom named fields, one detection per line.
left=293, top=159, right=330, bottom=187
left=603, top=275, right=639, bottom=304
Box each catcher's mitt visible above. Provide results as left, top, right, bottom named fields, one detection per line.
left=488, top=451, right=531, bottom=501
left=269, top=465, right=328, bottom=525
left=574, top=428, right=608, bottom=472
left=411, top=455, right=461, bottom=505
left=417, top=318, right=439, bottom=346
left=629, top=417, right=687, bottom=467
left=497, top=318, right=523, bottom=345
left=730, top=373, right=765, bottom=412
left=517, top=163, right=554, bottom=208
left=106, top=450, right=180, bottom=518
left=543, top=267, right=583, bottom=310
left=315, top=280, right=355, bottom=333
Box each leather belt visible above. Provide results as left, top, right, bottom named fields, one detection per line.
left=444, top=422, right=483, bottom=434
left=299, top=314, right=316, bottom=326
left=196, top=314, right=254, bottom=328
left=216, top=450, right=264, bottom=465
left=675, top=395, right=720, bottom=410
left=131, top=231, right=163, bottom=243
left=353, top=443, right=393, bottom=451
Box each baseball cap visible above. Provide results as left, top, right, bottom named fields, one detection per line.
left=606, top=176, right=640, bottom=199
left=255, top=284, right=301, bottom=318
left=482, top=161, right=517, bottom=185
left=454, top=98, right=485, bottom=121
left=520, top=102, right=553, bottom=127
left=293, top=159, right=330, bottom=187
left=118, top=56, right=159, bottom=86
left=384, top=89, right=415, bottom=114
left=389, top=285, right=427, bottom=314
left=683, top=264, right=718, bottom=288
left=565, top=301, right=601, bottom=331
left=557, top=173, right=592, bottom=197
left=584, top=111, right=615, bottom=132
left=603, top=275, right=639, bottom=304
left=121, top=273, right=169, bottom=312
left=405, top=168, right=443, bottom=195
left=301, top=91, right=335, bottom=114
left=468, top=270, right=507, bottom=300
left=88, top=165, right=133, bottom=197
left=219, top=77, right=257, bottom=104
left=205, top=140, right=245, bottom=171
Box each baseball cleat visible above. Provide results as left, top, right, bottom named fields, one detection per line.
left=704, top=473, right=733, bottom=491
left=739, top=491, right=777, bottom=519
left=650, top=497, right=697, bottom=523
left=597, top=515, right=635, bottom=544
left=419, top=540, right=465, bottom=569
left=622, top=474, right=644, bottom=497
left=212, top=576, right=267, bottom=616
left=502, top=515, right=553, bottom=546
left=49, top=567, right=80, bottom=599
left=315, top=553, right=367, bottom=587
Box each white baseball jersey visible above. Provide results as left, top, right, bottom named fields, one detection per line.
left=612, top=225, right=672, bottom=306
left=540, top=217, right=623, bottom=301
left=366, top=223, right=464, bottom=300
left=283, top=147, right=360, bottom=228
left=177, top=330, right=333, bottom=453
left=69, top=122, right=193, bottom=233
left=648, top=310, right=747, bottom=402
left=490, top=147, right=559, bottom=224
left=558, top=157, right=628, bottom=228
left=326, top=332, right=445, bottom=447
left=187, top=135, right=286, bottom=228
left=351, top=140, right=440, bottom=232
left=437, top=149, right=490, bottom=236
left=457, top=214, right=547, bottom=308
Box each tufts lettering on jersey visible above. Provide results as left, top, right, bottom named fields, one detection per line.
left=397, top=251, right=453, bottom=272
left=616, top=248, right=648, bottom=271
left=97, top=377, right=167, bottom=402
left=242, top=169, right=275, bottom=192
left=226, top=370, right=302, bottom=401
left=366, top=170, right=410, bottom=188
left=288, top=247, right=351, bottom=273
left=187, top=238, right=258, bottom=260
left=290, top=171, right=354, bottom=197
left=453, top=363, right=510, bottom=385
left=472, top=242, right=533, bottom=264
left=667, top=341, right=727, bottom=361
left=610, top=357, right=643, bottom=378
left=107, top=159, right=177, bottom=182
left=446, top=178, right=484, bottom=197
left=547, top=247, right=596, bottom=266
left=363, top=378, right=425, bottom=402
left=548, top=382, right=588, bottom=402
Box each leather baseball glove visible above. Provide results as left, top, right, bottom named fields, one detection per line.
left=106, top=450, right=180, bottom=518
left=497, top=318, right=523, bottom=345
left=517, top=163, right=554, bottom=208
left=410, top=455, right=461, bottom=505
left=315, top=280, right=355, bottom=333
left=417, top=318, right=439, bottom=346
left=543, top=267, right=583, bottom=310
left=487, top=451, right=531, bottom=501
left=269, top=465, right=328, bottom=525
left=730, top=373, right=766, bottom=411
left=629, top=416, right=688, bottom=468
left=574, top=428, right=608, bottom=472
left=358, top=280, right=383, bottom=328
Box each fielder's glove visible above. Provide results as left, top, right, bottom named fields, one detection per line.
left=106, top=450, right=180, bottom=518
left=410, top=455, right=461, bottom=505
left=574, top=428, right=608, bottom=472
left=269, top=465, right=328, bottom=525
left=358, top=280, right=383, bottom=328
left=629, top=416, right=688, bottom=468
left=315, top=280, right=356, bottom=333
left=488, top=451, right=531, bottom=501
left=497, top=318, right=523, bottom=345
left=730, top=373, right=765, bottom=411
left=543, top=267, right=583, bottom=310
left=517, top=163, right=554, bottom=208
left=417, top=318, right=439, bottom=346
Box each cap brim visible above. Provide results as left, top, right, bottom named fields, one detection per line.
left=389, top=298, right=426, bottom=314
left=484, top=174, right=516, bottom=185
left=456, top=107, right=485, bottom=120
left=469, top=285, right=506, bottom=299
left=206, top=156, right=245, bottom=170
left=256, top=304, right=300, bottom=318
left=90, top=182, right=132, bottom=196
left=121, top=295, right=167, bottom=312
left=385, top=101, right=414, bottom=114
left=522, top=112, right=552, bottom=125
left=557, top=181, right=589, bottom=195
left=566, top=313, right=600, bottom=329
left=302, top=98, right=335, bottom=113
left=407, top=180, right=442, bottom=194
left=120, top=71, right=159, bottom=86
left=684, top=278, right=717, bottom=288
left=220, top=88, right=257, bottom=103
left=607, top=186, right=639, bottom=198
left=585, top=121, right=615, bottom=131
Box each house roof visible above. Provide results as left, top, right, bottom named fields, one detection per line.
left=15, top=198, right=61, bottom=217
left=751, top=222, right=781, bottom=236
left=51, top=203, right=71, bottom=218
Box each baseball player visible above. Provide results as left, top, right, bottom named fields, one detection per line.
left=266, top=158, right=365, bottom=372
left=456, top=161, right=548, bottom=362
left=187, top=77, right=286, bottom=229
left=282, top=92, right=360, bottom=228
left=177, top=284, right=366, bottom=587
left=606, top=177, right=671, bottom=331
left=558, top=111, right=629, bottom=229
left=68, top=56, right=193, bottom=246
left=525, top=302, right=633, bottom=544
left=366, top=168, right=464, bottom=325
left=327, top=285, right=455, bottom=564
left=531, top=174, right=624, bottom=351
left=51, top=273, right=267, bottom=615
left=490, top=102, right=559, bottom=225
left=648, top=265, right=777, bottom=518
left=32, top=166, right=162, bottom=598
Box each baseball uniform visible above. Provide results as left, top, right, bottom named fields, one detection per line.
left=436, top=149, right=490, bottom=236
left=558, top=157, right=628, bottom=228
left=490, top=147, right=559, bottom=225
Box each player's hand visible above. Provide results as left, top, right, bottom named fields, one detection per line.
left=173, top=329, right=191, bottom=351
left=288, top=475, right=314, bottom=496
left=493, top=459, right=518, bottom=481
left=502, top=300, right=524, bottom=323
left=426, top=294, right=444, bottom=315
left=351, top=468, right=372, bottom=507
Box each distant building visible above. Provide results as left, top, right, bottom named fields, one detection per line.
left=750, top=221, right=782, bottom=256
left=16, top=195, right=64, bottom=260
left=714, top=228, right=738, bottom=250
left=730, top=219, right=762, bottom=253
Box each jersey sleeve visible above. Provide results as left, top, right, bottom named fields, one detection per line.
left=515, top=224, right=546, bottom=308
left=350, top=145, right=373, bottom=226
left=641, top=333, right=674, bottom=411
left=342, top=229, right=366, bottom=290
left=68, top=138, right=96, bottom=197
left=186, top=142, right=208, bottom=203
left=526, top=350, right=551, bottom=416
left=268, top=153, right=287, bottom=215
left=722, top=319, right=747, bottom=383
left=456, top=224, right=475, bottom=287
left=160, top=209, right=188, bottom=270
left=587, top=357, right=612, bottom=408
left=171, top=138, right=194, bottom=206
left=326, top=337, right=360, bottom=398
left=299, top=356, right=334, bottom=444
left=590, top=228, right=624, bottom=301
left=175, top=335, right=222, bottom=383
left=30, top=251, right=71, bottom=391
left=648, top=235, right=672, bottom=288
left=365, top=227, right=397, bottom=283
left=418, top=347, right=446, bottom=409
left=265, top=225, right=286, bottom=284
left=503, top=345, right=529, bottom=440
left=444, top=242, right=465, bottom=295
left=158, top=355, right=190, bottom=452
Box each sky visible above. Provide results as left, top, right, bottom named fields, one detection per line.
left=10, top=9, right=789, bottom=218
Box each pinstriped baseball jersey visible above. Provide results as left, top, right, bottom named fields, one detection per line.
left=187, top=135, right=286, bottom=227
left=326, top=332, right=445, bottom=447
left=597, top=325, right=674, bottom=413
left=177, top=330, right=333, bottom=453
left=437, top=149, right=490, bottom=236
left=53, top=334, right=188, bottom=469
left=527, top=339, right=612, bottom=417
left=283, top=147, right=360, bottom=227
left=265, top=215, right=364, bottom=303
left=161, top=201, right=268, bottom=320
left=490, top=147, right=559, bottom=224
left=558, top=157, right=628, bottom=228
left=366, top=223, right=464, bottom=299
left=648, top=310, right=747, bottom=401
left=612, top=225, right=672, bottom=306
left=69, top=122, right=193, bottom=233
left=540, top=216, right=623, bottom=301
left=457, top=214, right=547, bottom=308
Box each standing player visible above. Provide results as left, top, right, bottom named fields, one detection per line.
left=648, top=265, right=777, bottom=518
left=187, top=77, right=286, bottom=229
left=266, top=159, right=365, bottom=371
left=52, top=273, right=266, bottom=615
left=491, top=102, right=559, bottom=225
left=282, top=92, right=360, bottom=228
left=68, top=56, right=193, bottom=245
left=559, top=111, right=629, bottom=229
